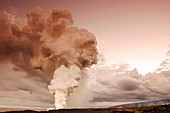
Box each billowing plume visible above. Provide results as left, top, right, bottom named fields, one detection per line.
left=0, top=7, right=98, bottom=108
left=48, top=65, right=81, bottom=109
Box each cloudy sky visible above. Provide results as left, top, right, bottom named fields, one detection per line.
left=0, top=0, right=170, bottom=109
left=1, top=0, right=170, bottom=74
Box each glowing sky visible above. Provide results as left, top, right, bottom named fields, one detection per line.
left=1, top=0, right=170, bottom=74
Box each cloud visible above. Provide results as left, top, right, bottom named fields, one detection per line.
left=87, top=52, right=170, bottom=104
left=0, top=62, right=54, bottom=108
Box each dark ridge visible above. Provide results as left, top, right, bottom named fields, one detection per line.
left=109, top=99, right=170, bottom=108
left=2, top=104, right=170, bottom=113
left=2, top=108, right=133, bottom=113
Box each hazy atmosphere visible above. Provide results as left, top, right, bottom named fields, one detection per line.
left=0, top=0, right=170, bottom=109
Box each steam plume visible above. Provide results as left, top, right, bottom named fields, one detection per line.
left=48, top=65, right=81, bottom=109
left=0, top=7, right=98, bottom=108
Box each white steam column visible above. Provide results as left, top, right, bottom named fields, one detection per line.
left=48, top=65, right=81, bottom=109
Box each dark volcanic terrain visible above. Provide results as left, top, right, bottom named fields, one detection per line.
left=2, top=104, right=170, bottom=113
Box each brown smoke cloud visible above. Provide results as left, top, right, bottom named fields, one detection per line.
left=0, top=7, right=98, bottom=108
left=0, top=7, right=97, bottom=75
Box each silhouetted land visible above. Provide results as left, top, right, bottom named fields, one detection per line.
left=2, top=104, right=170, bottom=113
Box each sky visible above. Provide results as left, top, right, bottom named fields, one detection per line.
left=0, top=0, right=170, bottom=74
left=0, top=0, right=170, bottom=109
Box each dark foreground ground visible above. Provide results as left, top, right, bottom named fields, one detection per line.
left=2, top=104, right=170, bottom=113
